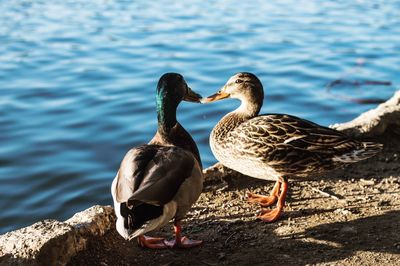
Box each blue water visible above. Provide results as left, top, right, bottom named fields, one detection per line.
left=0, top=0, right=399, bottom=234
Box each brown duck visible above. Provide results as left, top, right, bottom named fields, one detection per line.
left=202, top=72, right=382, bottom=222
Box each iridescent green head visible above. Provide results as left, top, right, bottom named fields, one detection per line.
left=156, top=73, right=202, bottom=131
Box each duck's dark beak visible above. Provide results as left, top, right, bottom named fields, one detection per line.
left=183, top=87, right=202, bottom=103
left=201, top=90, right=230, bottom=103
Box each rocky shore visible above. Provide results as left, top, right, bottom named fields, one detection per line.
left=1, top=91, right=399, bottom=266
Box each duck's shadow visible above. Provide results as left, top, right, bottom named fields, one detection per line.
left=178, top=210, right=400, bottom=265
left=297, top=209, right=399, bottom=251
left=75, top=210, right=400, bottom=265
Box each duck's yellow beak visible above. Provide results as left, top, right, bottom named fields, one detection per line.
left=201, top=91, right=230, bottom=103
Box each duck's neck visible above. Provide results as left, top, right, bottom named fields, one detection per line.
left=156, top=95, right=177, bottom=135
left=152, top=98, right=202, bottom=166
left=212, top=99, right=261, bottom=143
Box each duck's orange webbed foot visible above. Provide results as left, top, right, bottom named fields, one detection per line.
left=256, top=178, right=288, bottom=223
left=163, top=221, right=202, bottom=248
left=247, top=192, right=278, bottom=207
left=246, top=180, right=281, bottom=207
left=137, top=235, right=168, bottom=249
left=164, top=236, right=203, bottom=248
left=257, top=207, right=283, bottom=222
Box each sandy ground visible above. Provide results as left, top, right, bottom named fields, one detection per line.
left=69, top=130, right=400, bottom=266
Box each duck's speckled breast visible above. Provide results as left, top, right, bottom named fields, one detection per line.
left=210, top=129, right=279, bottom=181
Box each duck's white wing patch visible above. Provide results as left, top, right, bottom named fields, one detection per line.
left=332, top=142, right=383, bottom=163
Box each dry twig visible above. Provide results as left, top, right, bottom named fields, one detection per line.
left=310, top=186, right=343, bottom=201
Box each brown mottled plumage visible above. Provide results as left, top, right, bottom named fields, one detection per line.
left=203, top=72, right=382, bottom=222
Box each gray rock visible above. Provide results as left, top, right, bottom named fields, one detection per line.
left=331, top=90, right=400, bottom=137
left=0, top=205, right=115, bottom=266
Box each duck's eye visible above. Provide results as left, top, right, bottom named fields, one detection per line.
left=235, top=79, right=244, bottom=84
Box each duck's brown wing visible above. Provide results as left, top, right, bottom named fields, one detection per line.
left=115, top=144, right=196, bottom=206
left=229, top=114, right=361, bottom=174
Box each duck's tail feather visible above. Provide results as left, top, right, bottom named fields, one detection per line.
left=332, top=142, right=383, bottom=163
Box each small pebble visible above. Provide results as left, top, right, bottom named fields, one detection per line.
left=217, top=252, right=226, bottom=260
left=340, top=226, right=357, bottom=234
left=376, top=200, right=391, bottom=207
